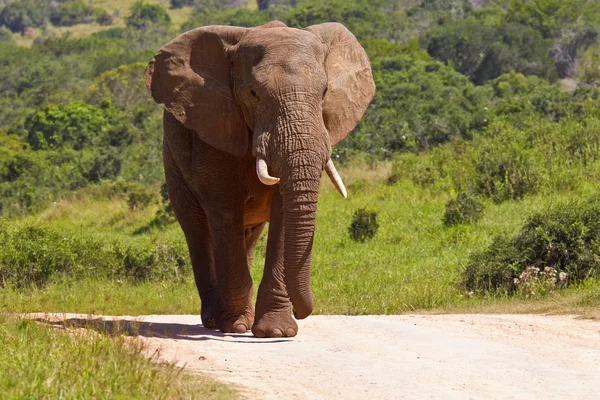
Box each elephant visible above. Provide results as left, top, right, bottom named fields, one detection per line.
left=144, top=20, right=374, bottom=338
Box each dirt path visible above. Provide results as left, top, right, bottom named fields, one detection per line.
left=28, top=313, right=600, bottom=399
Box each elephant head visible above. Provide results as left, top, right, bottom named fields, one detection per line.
left=145, top=21, right=374, bottom=319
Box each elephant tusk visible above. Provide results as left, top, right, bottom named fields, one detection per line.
left=325, top=159, right=347, bottom=198
left=256, top=158, right=280, bottom=185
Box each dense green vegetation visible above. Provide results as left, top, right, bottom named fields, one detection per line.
left=1, top=2, right=600, bottom=394
left=0, top=0, right=598, bottom=301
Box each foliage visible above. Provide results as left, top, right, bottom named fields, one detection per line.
left=126, top=1, right=171, bottom=30
left=25, top=101, right=131, bottom=151
left=127, top=183, right=157, bottom=210
left=170, top=0, right=194, bottom=9
left=50, top=0, right=97, bottom=27
left=424, top=14, right=556, bottom=85
left=0, top=0, right=51, bottom=32
left=463, top=199, right=600, bottom=294
left=348, top=208, right=378, bottom=242
left=193, top=0, right=247, bottom=13
left=0, top=25, right=12, bottom=42
left=258, top=0, right=298, bottom=11
left=443, top=192, right=484, bottom=226
left=0, top=220, right=189, bottom=286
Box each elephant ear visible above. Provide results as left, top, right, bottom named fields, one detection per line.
left=145, top=26, right=250, bottom=157
left=304, top=23, right=375, bottom=146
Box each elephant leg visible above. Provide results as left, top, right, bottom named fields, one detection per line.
left=252, top=187, right=298, bottom=338
left=207, top=210, right=255, bottom=334
left=164, top=145, right=219, bottom=329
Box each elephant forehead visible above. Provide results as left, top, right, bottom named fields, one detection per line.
left=240, top=27, right=324, bottom=58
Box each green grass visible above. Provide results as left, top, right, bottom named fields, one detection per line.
left=0, top=312, right=237, bottom=399
left=2, top=161, right=599, bottom=319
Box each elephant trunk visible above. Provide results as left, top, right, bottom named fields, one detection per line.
left=279, top=155, right=322, bottom=319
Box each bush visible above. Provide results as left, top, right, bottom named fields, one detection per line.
left=0, top=221, right=189, bottom=286
left=0, top=0, right=51, bottom=32
left=94, top=7, right=113, bottom=26
left=443, top=192, right=484, bottom=226
left=469, top=131, right=541, bottom=203
left=50, top=0, right=96, bottom=27
left=127, top=184, right=156, bottom=210
left=349, top=208, right=378, bottom=242
left=0, top=26, right=13, bottom=43
left=126, top=1, right=171, bottom=30
left=170, top=0, right=193, bottom=9
left=193, top=0, right=247, bottom=12
left=462, top=198, right=600, bottom=294
left=25, top=101, right=131, bottom=151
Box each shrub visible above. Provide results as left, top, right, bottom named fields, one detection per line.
left=25, top=101, right=131, bottom=151
left=50, top=0, right=96, bottom=27
left=443, top=192, right=484, bottom=226
left=0, top=0, right=51, bottom=32
left=470, top=139, right=540, bottom=203
left=0, top=221, right=189, bottom=286
left=462, top=198, right=600, bottom=294
left=0, top=222, right=107, bottom=286
left=0, top=26, right=13, bottom=43
left=127, top=184, right=156, bottom=210
left=126, top=1, right=171, bottom=30
left=94, top=8, right=113, bottom=26
left=349, top=208, right=378, bottom=242
left=170, top=0, right=193, bottom=9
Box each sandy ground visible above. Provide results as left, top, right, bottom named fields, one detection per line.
left=27, top=313, right=600, bottom=399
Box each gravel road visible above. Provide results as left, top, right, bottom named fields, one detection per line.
left=28, top=313, right=600, bottom=399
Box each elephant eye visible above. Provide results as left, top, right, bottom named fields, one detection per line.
left=250, top=89, right=257, bottom=97
left=322, top=88, right=328, bottom=98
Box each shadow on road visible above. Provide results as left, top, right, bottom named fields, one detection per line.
left=29, top=316, right=292, bottom=344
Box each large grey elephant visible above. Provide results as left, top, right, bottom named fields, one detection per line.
left=144, top=20, right=374, bottom=337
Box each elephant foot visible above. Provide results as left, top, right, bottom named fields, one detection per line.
left=200, top=302, right=219, bottom=329
left=252, top=306, right=298, bottom=338
left=217, top=306, right=255, bottom=334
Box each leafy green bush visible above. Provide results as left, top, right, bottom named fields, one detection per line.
left=0, top=25, right=13, bottom=43
left=126, top=1, right=171, bottom=30
left=94, top=7, right=113, bottom=26
left=462, top=199, right=600, bottom=294
left=170, top=0, right=193, bottom=9
left=349, top=208, right=378, bottom=242
left=127, top=184, right=156, bottom=210
left=258, top=0, right=298, bottom=10
left=25, top=101, right=131, bottom=151
left=193, top=0, right=247, bottom=12
left=0, top=221, right=189, bottom=286
left=0, top=0, right=51, bottom=32
left=424, top=13, right=556, bottom=85
left=50, top=0, right=96, bottom=27
left=443, top=192, right=484, bottom=226
left=469, top=126, right=541, bottom=203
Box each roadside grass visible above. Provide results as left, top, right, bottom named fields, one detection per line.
left=0, top=312, right=237, bottom=399
left=2, top=161, right=599, bottom=318
left=1, top=278, right=199, bottom=316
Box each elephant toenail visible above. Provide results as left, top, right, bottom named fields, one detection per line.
left=253, top=328, right=266, bottom=338
left=269, top=328, right=283, bottom=338
left=285, top=328, right=297, bottom=337
left=233, top=324, right=247, bottom=333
